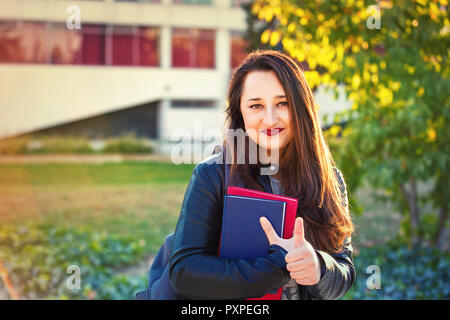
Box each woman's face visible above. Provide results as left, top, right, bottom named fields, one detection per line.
left=240, top=70, right=293, bottom=156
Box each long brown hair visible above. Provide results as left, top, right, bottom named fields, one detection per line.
left=222, top=49, right=353, bottom=253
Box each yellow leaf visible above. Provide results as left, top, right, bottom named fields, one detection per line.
left=295, top=8, right=305, bottom=17
left=345, top=56, right=356, bottom=67
left=427, top=128, right=436, bottom=141
left=371, top=74, right=379, bottom=84
left=329, top=125, right=341, bottom=137
left=370, top=64, right=378, bottom=73
left=322, top=73, right=331, bottom=84
left=363, top=70, right=370, bottom=82
left=390, top=31, right=399, bottom=39
left=261, top=29, right=271, bottom=44
left=336, top=46, right=344, bottom=60
left=304, top=70, right=320, bottom=88
left=352, top=74, right=361, bottom=90
left=417, top=86, right=425, bottom=97
left=352, top=44, right=360, bottom=53
left=287, top=22, right=296, bottom=33
left=377, top=85, right=394, bottom=107
left=265, top=8, right=274, bottom=22
left=270, top=30, right=281, bottom=47
left=388, top=80, right=401, bottom=91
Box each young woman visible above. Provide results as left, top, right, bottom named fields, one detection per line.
left=168, top=49, right=355, bottom=300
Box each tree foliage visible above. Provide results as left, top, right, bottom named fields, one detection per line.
left=252, top=0, right=449, bottom=248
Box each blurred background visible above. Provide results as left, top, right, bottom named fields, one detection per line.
left=0, top=0, right=448, bottom=300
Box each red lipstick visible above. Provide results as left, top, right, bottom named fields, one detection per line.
left=262, top=128, right=285, bottom=136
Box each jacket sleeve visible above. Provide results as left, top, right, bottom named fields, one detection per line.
left=306, top=168, right=356, bottom=300
left=168, top=162, right=290, bottom=300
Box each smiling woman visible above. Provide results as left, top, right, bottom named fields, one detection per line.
left=166, top=49, right=355, bottom=300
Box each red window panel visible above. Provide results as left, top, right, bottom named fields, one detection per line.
left=0, top=21, right=50, bottom=64
left=81, top=24, right=106, bottom=65
left=231, top=32, right=249, bottom=70
left=112, top=26, right=134, bottom=66
left=172, top=28, right=192, bottom=67
left=195, top=30, right=215, bottom=68
left=172, top=28, right=215, bottom=68
left=138, top=27, right=159, bottom=67
left=50, top=23, right=83, bottom=65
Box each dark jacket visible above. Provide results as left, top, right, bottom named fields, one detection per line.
left=168, top=149, right=355, bottom=300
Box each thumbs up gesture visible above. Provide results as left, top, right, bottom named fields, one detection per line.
left=260, top=216, right=321, bottom=286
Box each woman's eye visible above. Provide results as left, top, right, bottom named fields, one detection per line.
left=249, top=104, right=263, bottom=109
left=278, top=101, right=288, bottom=107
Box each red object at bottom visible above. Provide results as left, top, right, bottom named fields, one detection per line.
left=247, top=287, right=283, bottom=300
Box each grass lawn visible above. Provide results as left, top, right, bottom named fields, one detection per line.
left=0, top=160, right=411, bottom=300
left=0, top=161, right=195, bottom=253
left=0, top=161, right=401, bottom=256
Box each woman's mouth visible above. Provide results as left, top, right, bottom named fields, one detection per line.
left=261, top=128, right=285, bottom=136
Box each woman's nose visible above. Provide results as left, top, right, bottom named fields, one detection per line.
left=262, top=106, right=278, bottom=127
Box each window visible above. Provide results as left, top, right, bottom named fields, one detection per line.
left=0, top=20, right=160, bottom=67
left=111, top=25, right=160, bottom=66
left=230, top=31, right=249, bottom=70
left=81, top=24, right=106, bottom=65
left=49, top=22, right=83, bottom=64
left=231, top=0, right=253, bottom=8
left=112, top=25, right=134, bottom=66
left=115, top=0, right=161, bottom=3
left=172, top=0, right=212, bottom=5
left=172, top=28, right=215, bottom=68
left=138, top=27, right=160, bottom=66
left=171, top=100, right=216, bottom=108
left=0, top=21, right=49, bottom=63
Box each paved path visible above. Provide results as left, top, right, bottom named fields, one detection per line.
left=0, top=154, right=173, bottom=164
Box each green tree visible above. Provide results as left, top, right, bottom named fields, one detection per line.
left=252, top=0, right=449, bottom=249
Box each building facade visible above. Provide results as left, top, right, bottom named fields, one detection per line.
left=0, top=0, right=350, bottom=157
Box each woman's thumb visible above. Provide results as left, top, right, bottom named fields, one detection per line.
left=293, top=217, right=305, bottom=248
left=260, top=216, right=280, bottom=245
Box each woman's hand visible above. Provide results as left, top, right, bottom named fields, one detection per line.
left=260, top=216, right=321, bottom=286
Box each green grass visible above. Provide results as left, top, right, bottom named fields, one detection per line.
left=0, top=160, right=400, bottom=256
left=0, top=161, right=195, bottom=186
left=0, top=160, right=412, bottom=299
left=0, top=161, right=195, bottom=253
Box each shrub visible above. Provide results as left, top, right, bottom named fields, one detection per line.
left=103, top=134, right=153, bottom=154
left=342, top=242, right=450, bottom=300
left=0, top=223, right=148, bottom=299
left=0, top=134, right=154, bottom=155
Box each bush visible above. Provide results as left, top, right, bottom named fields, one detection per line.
left=0, top=134, right=154, bottom=155
left=0, top=135, right=93, bottom=155
left=0, top=223, right=148, bottom=299
left=342, top=242, right=450, bottom=300
left=102, top=134, right=153, bottom=154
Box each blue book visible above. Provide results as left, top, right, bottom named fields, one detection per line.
left=219, top=194, right=286, bottom=259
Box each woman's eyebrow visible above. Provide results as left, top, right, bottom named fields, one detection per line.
left=247, top=95, right=286, bottom=102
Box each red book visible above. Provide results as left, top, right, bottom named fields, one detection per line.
left=226, top=186, right=299, bottom=300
